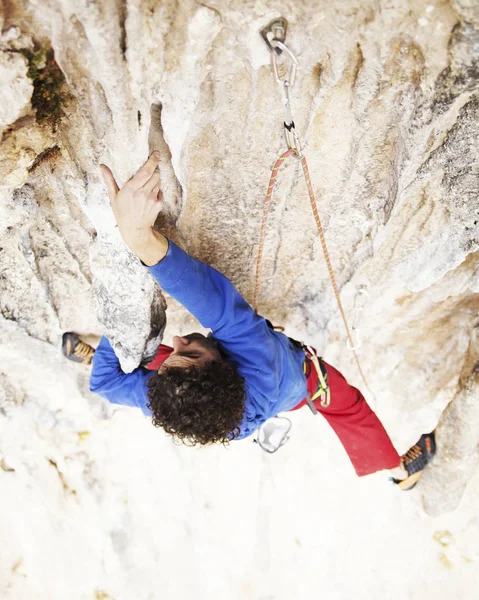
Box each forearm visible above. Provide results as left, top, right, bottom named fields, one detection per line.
left=89, top=336, right=152, bottom=412
left=145, top=239, right=264, bottom=340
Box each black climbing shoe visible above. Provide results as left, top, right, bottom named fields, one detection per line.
left=391, top=432, right=436, bottom=491
left=62, top=332, right=95, bottom=366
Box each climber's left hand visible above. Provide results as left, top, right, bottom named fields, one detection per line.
left=99, top=152, right=169, bottom=266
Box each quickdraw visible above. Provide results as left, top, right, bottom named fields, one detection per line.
left=255, top=18, right=371, bottom=395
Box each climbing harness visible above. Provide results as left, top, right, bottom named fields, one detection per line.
left=304, top=346, right=330, bottom=409
left=254, top=342, right=329, bottom=451
left=272, top=320, right=330, bottom=409
left=254, top=18, right=371, bottom=395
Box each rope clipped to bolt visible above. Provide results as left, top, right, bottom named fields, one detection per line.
left=255, top=22, right=371, bottom=392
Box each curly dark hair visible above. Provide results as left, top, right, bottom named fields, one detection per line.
left=146, top=360, right=246, bottom=445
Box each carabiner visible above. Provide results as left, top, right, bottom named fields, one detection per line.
left=347, top=329, right=362, bottom=351
left=271, top=40, right=298, bottom=88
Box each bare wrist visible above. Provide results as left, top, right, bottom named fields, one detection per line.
left=131, top=230, right=169, bottom=266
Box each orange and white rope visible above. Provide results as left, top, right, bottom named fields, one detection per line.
left=253, top=149, right=297, bottom=311
left=253, top=149, right=371, bottom=391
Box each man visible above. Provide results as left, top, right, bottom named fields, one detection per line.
left=63, top=152, right=435, bottom=490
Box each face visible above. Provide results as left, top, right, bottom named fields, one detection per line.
left=158, top=333, right=222, bottom=373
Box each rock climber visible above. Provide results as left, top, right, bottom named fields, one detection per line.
left=63, top=152, right=435, bottom=490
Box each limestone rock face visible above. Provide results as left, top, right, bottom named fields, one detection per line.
left=1, top=0, right=479, bottom=596
left=0, top=48, right=32, bottom=131
left=421, top=325, right=479, bottom=515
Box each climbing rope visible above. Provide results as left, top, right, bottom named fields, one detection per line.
left=253, top=148, right=370, bottom=390
left=253, top=149, right=297, bottom=312
left=256, top=19, right=371, bottom=393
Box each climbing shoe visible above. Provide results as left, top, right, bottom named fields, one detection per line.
left=62, top=332, right=95, bottom=366
left=390, top=432, right=436, bottom=491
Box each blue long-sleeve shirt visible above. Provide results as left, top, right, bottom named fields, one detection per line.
left=90, top=240, right=307, bottom=439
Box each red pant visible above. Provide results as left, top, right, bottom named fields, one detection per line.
left=290, top=359, right=401, bottom=476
